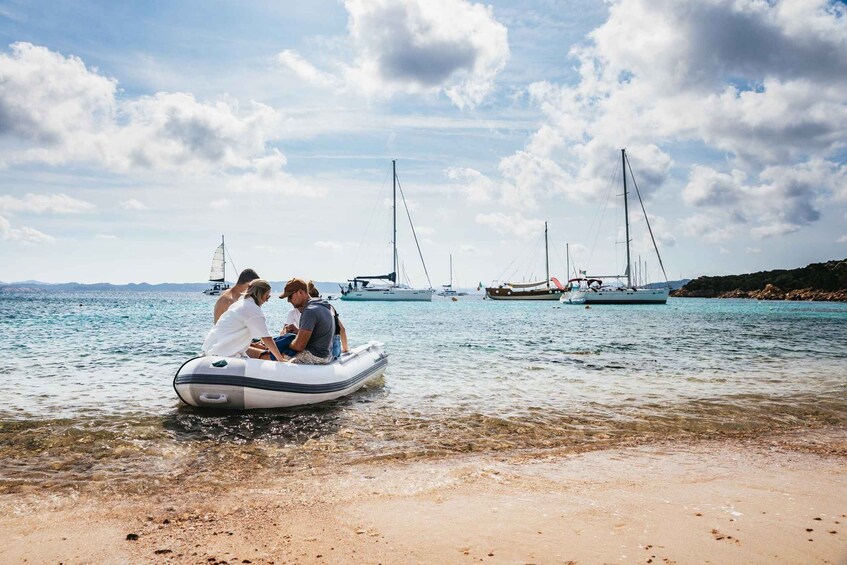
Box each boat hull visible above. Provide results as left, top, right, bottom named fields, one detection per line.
left=561, top=288, right=669, bottom=304
left=485, top=287, right=562, bottom=300
left=340, top=288, right=433, bottom=301
left=173, top=342, right=388, bottom=409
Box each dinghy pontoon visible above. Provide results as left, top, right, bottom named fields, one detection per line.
left=174, top=342, right=387, bottom=410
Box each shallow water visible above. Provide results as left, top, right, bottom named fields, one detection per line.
left=1, top=291, right=845, bottom=491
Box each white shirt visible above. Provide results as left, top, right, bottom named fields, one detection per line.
left=285, top=307, right=301, bottom=329
left=202, top=297, right=271, bottom=357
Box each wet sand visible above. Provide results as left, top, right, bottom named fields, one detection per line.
left=1, top=430, right=845, bottom=564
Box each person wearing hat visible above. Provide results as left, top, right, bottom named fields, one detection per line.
left=273, top=278, right=336, bottom=364
left=202, top=279, right=286, bottom=361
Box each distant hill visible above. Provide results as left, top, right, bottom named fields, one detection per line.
left=672, top=259, right=847, bottom=301
left=0, top=280, right=345, bottom=295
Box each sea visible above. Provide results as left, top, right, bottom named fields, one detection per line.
left=1, top=291, right=845, bottom=494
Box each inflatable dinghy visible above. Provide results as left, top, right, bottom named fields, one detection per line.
left=174, top=341, right=387, bottom=410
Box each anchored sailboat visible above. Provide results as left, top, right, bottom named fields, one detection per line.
left=437, top=254, right=467, bottom=297
left=561, top=149, right=670, bottom=305
left=340, top=160, right=434, bottom=302
left=203, top=235, right=231, bottom=296
left=485, top=222, right=564, bottom=300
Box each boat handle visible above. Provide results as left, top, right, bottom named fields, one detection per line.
left=198, top=393, right=228, bottom=404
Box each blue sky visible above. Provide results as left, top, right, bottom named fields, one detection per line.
left=0, top=0, right=845, bottom=285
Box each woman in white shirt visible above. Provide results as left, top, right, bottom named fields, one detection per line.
left=202, top=279, right=285, bottom=361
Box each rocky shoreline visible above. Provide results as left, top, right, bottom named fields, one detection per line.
left=671, top=284, right=847, bottom=301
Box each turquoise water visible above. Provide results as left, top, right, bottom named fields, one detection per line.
left=1, top=291, right=845, bottom=491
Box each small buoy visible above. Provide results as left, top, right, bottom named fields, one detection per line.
left=451, top=297, right=458, bottom=302
left=585, top=305, right=590, bottom=309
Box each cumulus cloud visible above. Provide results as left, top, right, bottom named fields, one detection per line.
left=502, top=0, right=847, bottom=239
left=120, top=199, right=148, bottom=211
left=228, top=150, right=324, bottom=196
left=444, top=166, right=494, bottom=202
left=0, top=214, right=54, bottom=244
left=280, top=0, right=510, bottom=109
left=0, top=193, right=95, bottom=214
left=0, top=42, right=285, bottom=176
left=681, top=159, right=846, bottom=239
left=475, top=211, right=544, bottom=239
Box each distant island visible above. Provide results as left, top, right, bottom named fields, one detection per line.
left=0, top=280, right=345, bottom=295
left=672, top=259, right=847, bottom=301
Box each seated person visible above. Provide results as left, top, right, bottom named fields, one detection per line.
left=214, top=268, right=260, bottom=323
left=276, top=278, right=336, bottom=364
left=202, top=279, right=285, bottom=361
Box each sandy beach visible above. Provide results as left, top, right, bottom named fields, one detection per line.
left=2, top=428, right=845, bottom=565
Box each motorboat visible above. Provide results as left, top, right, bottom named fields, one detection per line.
left=174, top=342, right=387, bottom=409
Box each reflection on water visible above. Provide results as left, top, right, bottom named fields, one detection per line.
left=1, top=291, right=846, bottom=492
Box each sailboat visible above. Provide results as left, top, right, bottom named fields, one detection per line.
left=340, top=160, right=434, bottom=302
left=561, top=149, right=669, bottom=305
left=203, top=235, right=231, bottom=296
left=437, top=254, right=468, bottom=297
left=485, top=222, right=564, bottom=300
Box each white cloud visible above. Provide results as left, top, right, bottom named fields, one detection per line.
left=681, top=159, right=846, bottom=239
left=745, top=247, right=762, bottom=254
left=228, top=150, right=324, bottom=197
left=502, top=0, right=847, bottom=239
left=475, top=212, right=544, bottom=239
left=0, top=214, right=54, bottom=244
left=838, top=235, right=847, bottom=243
left=314, top=240, right=344, bottom=252
left=209, top=198, right=230, bottom=210
left=277, top=50, right=338, bottom=87
left=121, top=199, right=148, bottom=211
left=0, top=193, right=95, bottom=214
left=459, top=244, right=476, bottom=253
left=444, top=166, right=494, bottom=202
left=281, top=0, right=510, bottom=109
left=95, top=234, right=117, bottom=240
left=0, top=42, right=286, bottom=178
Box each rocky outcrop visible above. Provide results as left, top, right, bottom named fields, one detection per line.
left=671, top=285, right=847, bottom=301
left=671, top=259, right=847, bottom=302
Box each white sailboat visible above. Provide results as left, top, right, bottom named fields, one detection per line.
left=203, top=235, right=231, bottom=296
left=437, top=254, right=468, bottom=297
left=340, top=160, right=434, bottom=302
left=561, top=149, right=670, bottom=305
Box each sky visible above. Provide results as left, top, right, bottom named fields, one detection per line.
left=0, top=0, right=845, bottom=285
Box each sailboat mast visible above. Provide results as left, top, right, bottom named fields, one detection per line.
left=449, top=254, right=453, bottom=287
left=221, top=234, right=226, bottom=283
left=622, top=149, right=632, bottom=287
left=392, top=159, right=397, bottom=286
left=544, top=221, right=550, bottom=288
left=566, top=242, right=570, bottom=281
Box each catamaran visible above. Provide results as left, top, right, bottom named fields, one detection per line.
left=561, top=149, right=670, bottom=305
left=485, top=222, right=564, bottom=300
left=340, top=161, right=434, bottom=302
left=203, top=235, right=230, bottom=296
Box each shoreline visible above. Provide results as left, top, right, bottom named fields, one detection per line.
left=2, top=428, right=845, bottom=564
